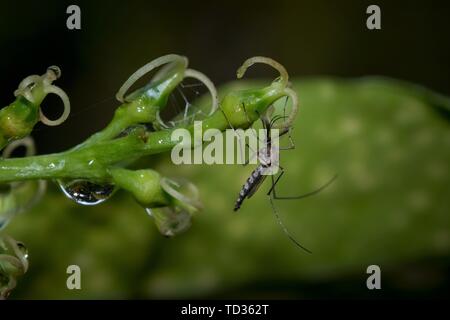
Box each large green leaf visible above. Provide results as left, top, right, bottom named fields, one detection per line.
left=6, top=78, right=450, bottom=298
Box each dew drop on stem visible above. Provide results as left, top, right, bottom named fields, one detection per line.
left=57, top=179, right=116, bottom=206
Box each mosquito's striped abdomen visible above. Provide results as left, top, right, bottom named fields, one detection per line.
left=234, top=165, right=265, bottom=211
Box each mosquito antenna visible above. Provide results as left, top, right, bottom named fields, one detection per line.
left=283, top=96, right=288, bottom=121
left=176, top=86, right=191, bottom=119
left=268, top=196, right=312, bottom=253
left=176, top=87, right=187, bottom=117
left=180, top=82, right=204, bottom=89
left=274, top=174, right=338, bottom=200
left=219, top=103, right=234, bottom=129
left=269, top=114, right=288, bottom=128
left=68, top=96, right=116, bottom=120
left=219, top=103, right=262, bottom=160
left=180, top=82, right=201, bottom=95
left=268, top=96, right=290, bottom=129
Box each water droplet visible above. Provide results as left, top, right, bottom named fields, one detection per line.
left=15, top=241, right=28, bottom=259
left=57, top=179, right=116, bottom=206
left=146, top=206, right=192, bottom=237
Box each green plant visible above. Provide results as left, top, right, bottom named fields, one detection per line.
left=0, top=54, right=298, bottom=220
left=0, top=55, right=299, bottom=297
left=2, top=76, right=447, bottom=299
left=0, top=235, right=28, bottom=299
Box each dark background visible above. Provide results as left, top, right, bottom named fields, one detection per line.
left=1, top=0, right=449, bottom=299
left=0, top=0, right=449, bottom=153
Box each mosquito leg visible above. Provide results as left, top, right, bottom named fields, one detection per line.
left=242, top=103, right=252, bottom=126
left=268, top=179, right=312, bottom=253
left=244, top=108, right=273, bottom=166
left=273, top=96, right=296, bottom=151
left=243, top=103, right=267, bottom=154
left=176, top=86, right=191, bottom=119
left=220, top=104, right=247, bottom=165
left=267, top=167, right=285, bottom=197
left=278, top=130, right=295, bottom=150
left=220, top=102, right=260, bottom=165
left=269, top=170, right=338, bottom=200
left=230, top=104, right=268, bottom=166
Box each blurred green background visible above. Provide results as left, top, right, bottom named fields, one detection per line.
left=1, top=0, right=449, bottom=298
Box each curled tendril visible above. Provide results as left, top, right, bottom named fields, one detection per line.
left=155, top=112, right=170, bottom=129
left=15, top=75, right=41, bottom=96
left=146, top=206, right=192, bottom=237
left=40, top=85, right=71, bottom=126
left=155, top=68, right=219, bottom=129
left=43, top=65, right=61, bottom=83
left=1, top=137, right=47, bottom=230
left=14, top=66, right=71, bottom=127
left=184, top=69, right=219, bottom=117
left=151, top=59, right=183, bottom=84
left=279, top=87, right=299, bottom=130
left=1, top=236, right=28, bottom=272
left=0, top=235, right=28, bottom=299
left=115, top=54, right=189, bottom=103
left=236, top=56, right=299, bottom=130
left=160, top=177, right=202, bottom=211
left=2, top=136, right=35, bottom=159
left=143, top=177, right=201, bottom=237
left=237, top=56, right=289, bottom=88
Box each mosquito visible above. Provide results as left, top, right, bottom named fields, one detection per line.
left=228, top=101, right=337, bottom=253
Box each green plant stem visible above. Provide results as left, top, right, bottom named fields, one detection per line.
left=0, top=97, right=40, bottom=150
left=0, top=79, right=287, bottom=185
